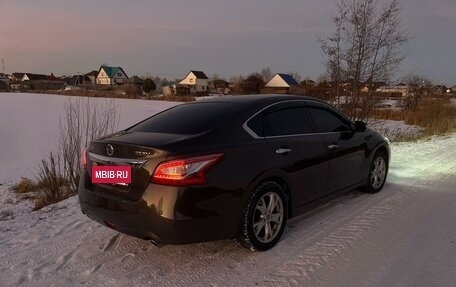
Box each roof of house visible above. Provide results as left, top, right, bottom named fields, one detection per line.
left=12, top=72, right=25, bottom=78
left=190, top=70, right=208, bottom=79
left=127, top=75, right=144, bottom=84
left=265, top=73, right=298, bottom=88
left=85, top=70, right=99, bottom=77
left=99, top=66, right=128, bottom=78
left=209, top=79, right=229, bottom=86
left=300, top=79, right=316, bottom=86
left=276, top=73, right=299, bottom=86
left=25, top=74, right=51, bottom=81
left=73, top=75, right=91, bottom=84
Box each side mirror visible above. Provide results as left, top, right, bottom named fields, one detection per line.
left=354, top=121, right=367, bottom=132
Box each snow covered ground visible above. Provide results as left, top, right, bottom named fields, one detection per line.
left=1, top=93, right=456, bottom=286
left=0, top=93, right=177, bottom=183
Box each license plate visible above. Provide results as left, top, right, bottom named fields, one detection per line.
left=91, top=165, right=132, bottom=184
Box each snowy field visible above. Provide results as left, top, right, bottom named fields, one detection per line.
left=0, top=93, right=177, bottom=183
left=1, top=93, right=456, bottom=286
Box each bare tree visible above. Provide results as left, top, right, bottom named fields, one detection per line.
left=260, top=67, right=272, bottom=82
left=317, top=74, right=329, bottom=84
left=59, top=97, right=119, bottom=193
left=320, top=0, right=409, bottom=121
left=212, top=73, right=220, bottom=80
left=33, top=97, right=119, bottom=209
left=402, top=73, right=432, bottom=111
left=288, top=71, right=302, bottom=83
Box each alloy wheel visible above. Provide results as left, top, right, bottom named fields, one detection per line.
left=252, top=191, right=284, bottom=243
left=370, top=156, right=386, bottom=189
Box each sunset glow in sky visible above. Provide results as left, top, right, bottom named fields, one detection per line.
left=1, top=0, right=455, bottom=84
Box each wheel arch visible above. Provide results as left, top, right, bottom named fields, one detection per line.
left=374, top=144, right=390, bottom=168
left=244, top=170, right=293, bottom=219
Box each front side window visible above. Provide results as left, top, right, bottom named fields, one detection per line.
left=306, top=101, right=351, bottom=133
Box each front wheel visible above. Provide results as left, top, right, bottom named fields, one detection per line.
left=363, top=151, right=388, bottom=193
left=238, top=181, right=287, bottom=251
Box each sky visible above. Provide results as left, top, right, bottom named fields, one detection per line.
left=0, top=0, right=455, bottom=85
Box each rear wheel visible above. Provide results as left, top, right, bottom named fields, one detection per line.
left=363, top=151, right=388, bottom=193
left=238, top=181, right=287, bottom=251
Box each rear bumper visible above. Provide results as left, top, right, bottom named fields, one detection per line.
left=78, top=170, right=243, bottom=245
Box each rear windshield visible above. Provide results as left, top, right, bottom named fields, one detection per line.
left=128, top=102, right=241, bottom=134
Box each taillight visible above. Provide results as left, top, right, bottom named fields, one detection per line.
left=151, top=153, right=223, bottom=186
left=81, top=148, right=88, bottom=169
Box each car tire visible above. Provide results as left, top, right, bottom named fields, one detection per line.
left=238, top=181, right=288, bottom=251
left=363, top=151, right=388, bottom=194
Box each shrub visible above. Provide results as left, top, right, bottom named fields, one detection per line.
left=371, top=98, right=456, bottom=140
left=12, top=178, right=38, bottom=194
left=27, top=97, right=119, bottom=210
left=34, top=153, right=70, bottom=210
left=143, top=78, right=156, bottom=94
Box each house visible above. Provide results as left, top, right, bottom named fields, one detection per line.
left=360, top=81, right=387, bottom=92
left=376, top=84, right=410, bottom=97
left=62, top=75, right=92, bottom=86
left=208, top=79, right=230, bottom=94
left=22, top=73, right=50, bottom=81
left=0, top=73, right=9, bottom=84
left=450, top=85, right=456, bottom=93
left=299, top=79, right=316, bottom=87
left=178, top=70, right=209, bottom=94
left=11, top=73, right=25, bottom=82
left=0, top=73, right=9, bottom=90
left=84, top=70, right=99, bottom=84
left=19, top=73, right=64, bottom=90
left=96, top=66, right=128, bottom=85
left=431, top=85, right=448, bottom=95
left=264, top=73, right=299, bottom=94
left=127, top=75, right=144, bottom=87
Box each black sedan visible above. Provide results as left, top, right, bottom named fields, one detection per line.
left=79, top=95, right=390, bottom=251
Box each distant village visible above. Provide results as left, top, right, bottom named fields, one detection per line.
left=0, top=65, right=455, bottom=99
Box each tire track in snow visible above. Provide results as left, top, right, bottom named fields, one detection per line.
left=0, top=220, right=108, bottom=271
left=56, top=235, right=146, bottom=282
left=390, top=135, right=456, bottom=186
left=75, top=240, right=249, bottom=287
left=130, top=243, right=249, bottom=287
left=3, top=228, right=112, bottom=286
left=262, top=190, right=410, bottom=286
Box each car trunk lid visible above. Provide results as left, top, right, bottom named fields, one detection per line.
left=85, top=131, right=194, bottom=201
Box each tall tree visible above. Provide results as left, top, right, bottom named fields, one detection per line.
left=260, top=67, right=272, bottom=82
left=143, top=78, right=156, bottom=94
left=320, top=0, right=409, bottom=120
left=401, top=73, right=432, bottom=111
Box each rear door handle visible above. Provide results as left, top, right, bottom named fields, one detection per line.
left=276, top=148, right=292, bottom=155
left=328, top=144, right=340, bottom=151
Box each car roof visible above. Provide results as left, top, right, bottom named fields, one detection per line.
left=196, top=94, right=318, bottom=106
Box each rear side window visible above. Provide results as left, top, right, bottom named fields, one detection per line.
left=306, top=101, right=351, bottom=133
left=246, top=113, right=264, bottom=137
left=128, top=102, right=240, bottom=134
left=263, top=102, right=312, bottom=137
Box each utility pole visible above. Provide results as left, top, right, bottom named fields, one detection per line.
left=1, top=58, right=5, bottom=73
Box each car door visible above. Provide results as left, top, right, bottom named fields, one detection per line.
left=305, top=100, right=366, bottom=193
left=258, top=101, right=329, bottom=206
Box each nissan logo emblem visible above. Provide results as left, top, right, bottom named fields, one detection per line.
left=106, top=144, right=114, bottom=156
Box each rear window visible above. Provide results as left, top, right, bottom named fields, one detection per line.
left=128, top=102, right=240, bottom=134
